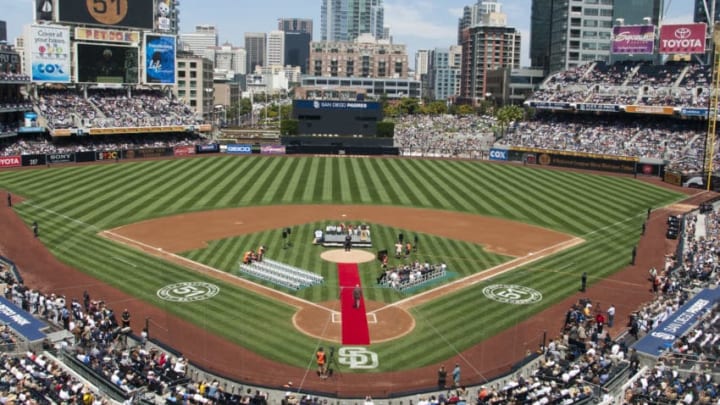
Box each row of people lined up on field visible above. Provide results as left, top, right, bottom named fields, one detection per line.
left=377, top=260, right=447, bottom=289
left=242, top=245, right=266, bottom=265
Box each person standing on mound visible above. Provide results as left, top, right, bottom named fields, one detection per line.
left=344, top=234, right=352, bottom=252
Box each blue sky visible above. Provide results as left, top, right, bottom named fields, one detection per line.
left=1, top=0, right=694, bottom=67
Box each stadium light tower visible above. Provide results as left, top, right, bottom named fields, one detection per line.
left=704, top=23, right=720, bottom=191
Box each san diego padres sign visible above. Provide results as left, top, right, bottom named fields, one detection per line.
left=483, top=284, right=543, bottom=305
left=157, top=282, right=219, bottom=302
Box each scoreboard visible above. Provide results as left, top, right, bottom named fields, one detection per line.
left=58, top=0, right=154, bottom=30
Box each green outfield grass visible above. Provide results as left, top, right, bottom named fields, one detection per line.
left=0, top=156, right=684, bottom=371
left=181, top=221, right=512, bottom=303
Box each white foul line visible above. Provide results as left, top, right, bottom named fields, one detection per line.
left=101, top=230, right=336, bottom=314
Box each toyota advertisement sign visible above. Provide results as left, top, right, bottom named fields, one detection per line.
left=659, top=23, right=706, bottom=54
left=611, top=25, right=655, bottom=54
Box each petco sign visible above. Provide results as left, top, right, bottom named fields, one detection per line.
left=659, top=23, right=706, bottom=54
left=489, top=149, right=508, bottom=161
left=0, top=156, right=21, bottom=168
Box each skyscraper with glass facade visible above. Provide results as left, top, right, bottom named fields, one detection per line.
left=321, top=0, right=384, bottom=42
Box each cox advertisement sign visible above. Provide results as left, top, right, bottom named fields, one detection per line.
left=27, top=25, right=71, bottom=83
left=226, top=144, right=253, bottom=154
left=659, top=23, right=706, bottom=54
left=489, top=149, right=508, bottom=161
left=0, top=156, right=22, bottom=168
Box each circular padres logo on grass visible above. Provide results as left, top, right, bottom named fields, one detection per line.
left=483, top=284, right=542, bottom=305
left=157, top=282, right=219, bottom=302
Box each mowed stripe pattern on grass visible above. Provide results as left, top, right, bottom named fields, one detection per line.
left=0, top=156, right=683, bottom=371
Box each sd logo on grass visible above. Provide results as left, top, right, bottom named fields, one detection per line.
left=483, top=284, right=542, bottom=305
left=157, top=282, right=220, bottom=302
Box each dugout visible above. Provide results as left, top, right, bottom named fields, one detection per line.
left=292, top=100, right=382, bottom=136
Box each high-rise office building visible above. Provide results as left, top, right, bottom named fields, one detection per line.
left=309, top=34, right=408, bottom=78
left=267, top=30, right=285, bottom=68
left=457, top=0, right=519, bottom=103
left=245, top=32, right=267, bottom=73
left=459, top=25, right=521, bottom=103
left=179, top=25, right=219, bottom=58
left=695, top=0, right=720, bottom=24
left=283, top=31, right=312, bottom=73
left=530, top=0, right=614, bottom=74
left=0, top=21, right=6, bottom=43
left=415, top=50, right=430, bottom=81
left=614, top=0, right=661, bottom=26
left=278, top=18, right=313, bottom=73
left=429, top=46, right=462, bottom=101
left=206, top=43, right=246, bottom=75
left=458, top=0, right=505, bottom=42
left=321, top=0, right=384, bottom=42
left=278, top=18, right=313, bottom=35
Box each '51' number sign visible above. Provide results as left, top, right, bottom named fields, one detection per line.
left=86, top=0, right=128, bottom=25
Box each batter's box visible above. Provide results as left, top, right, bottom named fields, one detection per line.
left=332, top=313, right=377, bottom=324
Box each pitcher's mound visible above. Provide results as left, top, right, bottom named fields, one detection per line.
left=321, top=249, right=376, bottom=264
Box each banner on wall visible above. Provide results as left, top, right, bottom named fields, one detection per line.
left=144, top=33, right=176, bottom=85
left=27, top=24, right=71, bottom=83
left=75, top=27, right=140, bottom=44
left=658, top=23, right=706, bottom=54
left=611, top=25, right=655, bottom=54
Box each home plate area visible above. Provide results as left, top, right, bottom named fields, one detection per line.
left=332, top=312, right=378, bottom=324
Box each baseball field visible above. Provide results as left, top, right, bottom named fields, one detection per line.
left=0, top=155, right=686, bottom=395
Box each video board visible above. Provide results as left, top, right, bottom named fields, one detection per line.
left=75, top=43, right=139, bottom=84
left=144, top=33, right=176, bottom=84
left=58, top=0, right=154, bottom=30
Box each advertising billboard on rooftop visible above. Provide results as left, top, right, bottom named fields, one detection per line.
left=611, top=25, right=655, bottom=54
left=658, top=23, right=707, bottom=54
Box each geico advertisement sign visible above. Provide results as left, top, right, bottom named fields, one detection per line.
left=226, top=144, right=253, bottom=154
left=0, top=156, right=21, bottom=168
left=489, top=149, right=508, bottom=161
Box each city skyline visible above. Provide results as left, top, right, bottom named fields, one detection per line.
left=0, top=0, right=694, bottom=67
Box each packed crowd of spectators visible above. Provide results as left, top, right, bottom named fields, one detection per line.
left=0, top=72, right=30, bottom=82
left=35, top=88, right=202, bottom=130
left=0, top=350, right=110, bottom=404
left=0, top=97, right=32, bottom=111
left=394, top=114, right=495, bottom=158
left=88, top=89, right=201, bottom=128
left=499, top=113, right=704, bottom=161
left=623, top=361, right=718, bottom=404
left=0, top=133, right=207, bottom=157
left=529, top=60, right=711, bottom=108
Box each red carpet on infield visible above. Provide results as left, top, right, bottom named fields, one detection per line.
left=337, top=263, right=371, bottom=345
